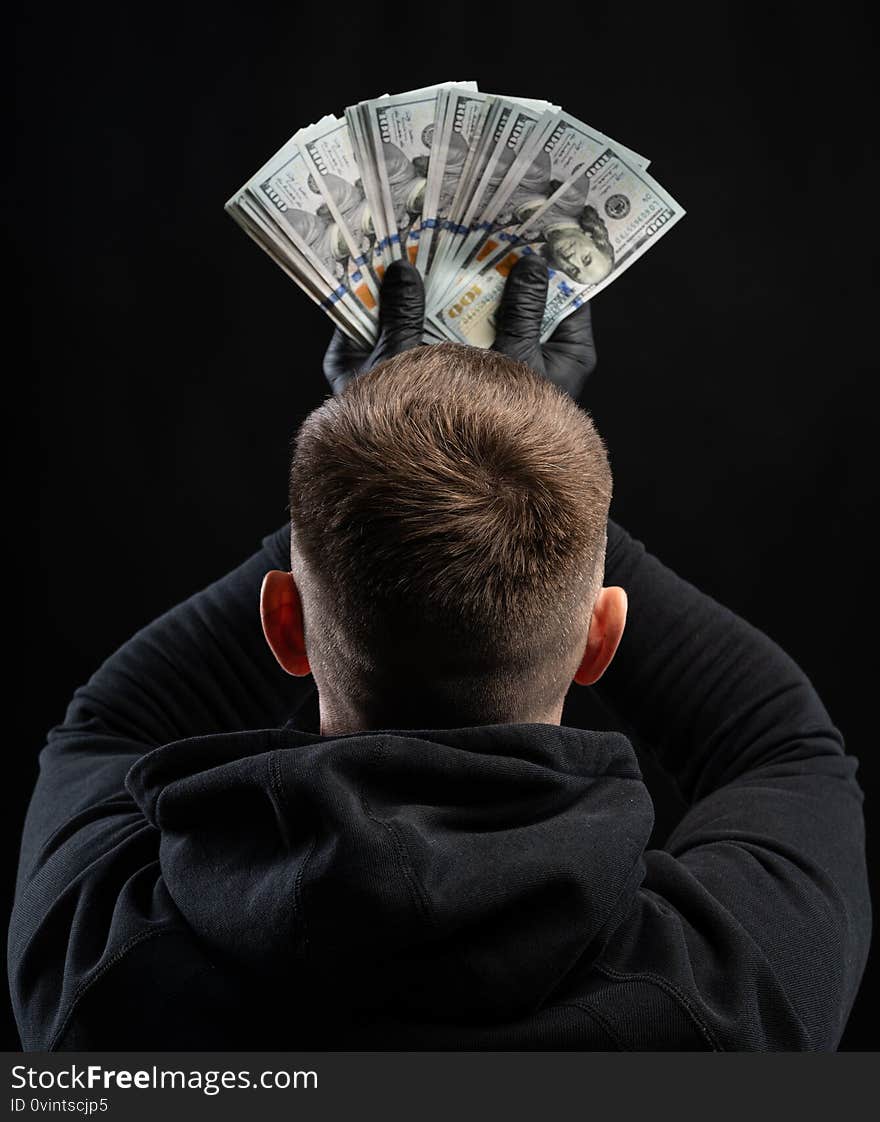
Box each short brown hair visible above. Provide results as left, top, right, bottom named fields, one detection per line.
left=289, top=342, right=612, bottom=726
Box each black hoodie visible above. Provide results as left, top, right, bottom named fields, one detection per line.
left=8, top=521, right=870, bottom=1050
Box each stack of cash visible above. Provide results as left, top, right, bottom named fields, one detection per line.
left=226, top=82, right=684, bottom=348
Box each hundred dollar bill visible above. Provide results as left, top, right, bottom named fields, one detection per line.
left=297, top=115, right=382, bottom=305
left=227, top=192, right=374, bottom=346
left=240, top=129, right=379, bottom=338
left=227, top=160, right=376, bottom=347
left=236, top=193, right=375, bottom=345
left=427, top=104, right=559, bottom=309
left=416, top=89, right=493, bottom=278
left=424, top=97, right=499, bottom=281
left=429, top=244, right=579, bottom=346
left=456, top=96, right=563, bottom=240
left=345, top=96, right=395, bottom=272
left=360, top=83, right=476, bottom=267
left=449, top=108, right=652, bottom=285
left=431, top=146, right=685, bottom=347
left=430, top=100, right=523, bottom=275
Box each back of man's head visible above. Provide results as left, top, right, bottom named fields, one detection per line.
left=289, top=342, right=612, bottom=728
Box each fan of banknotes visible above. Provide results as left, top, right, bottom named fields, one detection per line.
left=226, top=82, right=685, bottom=349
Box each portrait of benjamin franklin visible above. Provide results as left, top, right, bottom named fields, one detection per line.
left=494, top=148, right=615, bottom=286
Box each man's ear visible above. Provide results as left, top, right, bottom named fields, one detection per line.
left=573, top=586, right=627, bottom=687
left=260, top=570, right=311, bottom=677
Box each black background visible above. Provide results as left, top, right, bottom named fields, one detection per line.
left=8, top=3, right=877, bottom=1049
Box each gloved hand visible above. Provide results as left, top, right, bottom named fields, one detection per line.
left=322, top=259, right=425, bottom=394
left=492, top=254, right=597, bottom=398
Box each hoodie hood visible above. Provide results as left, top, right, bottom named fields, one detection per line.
left=126, top=722, right=653, bottom=1020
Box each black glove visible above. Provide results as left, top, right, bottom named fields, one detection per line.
left=491, top=254, right=597, bottom=399
left=322, top=259, right=425, bottom=394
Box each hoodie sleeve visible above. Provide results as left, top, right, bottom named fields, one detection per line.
left=595, top=518, right=871, bottom=1050
left=9, top=523, right=308, bottom=1049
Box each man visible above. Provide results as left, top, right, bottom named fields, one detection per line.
left=8, top=260, right=870, bottom=1050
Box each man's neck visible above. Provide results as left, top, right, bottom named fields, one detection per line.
left=318, top=697, right=565, bottom=735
